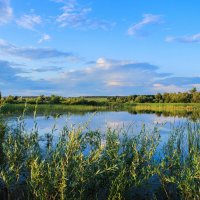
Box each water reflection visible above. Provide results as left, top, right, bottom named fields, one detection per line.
left=4, top=111, right=192, bottom=147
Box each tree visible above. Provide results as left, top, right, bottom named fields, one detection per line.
left=50, top=95, right=61, bottom=104
left=5, top=95, right=14, bottom=103
left=190, top=87, right=197, bottom=93
left=192, top=92, right=200, bottom=103
left=155, top=93, right=163, bottom=103
left=135, top=96, right=148, bottom=103
left=37, top=95, right=46, bottom=104
left=163, top=93, right=171, bottom=103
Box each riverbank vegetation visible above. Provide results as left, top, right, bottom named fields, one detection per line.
left=1, top=102, right=200, bottom=121
left=0, top=113, right=199, bottom=199
left=1, top=88, right=200, bottom=106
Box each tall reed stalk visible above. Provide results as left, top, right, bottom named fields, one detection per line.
left=0, top=108, right=199, bottom=199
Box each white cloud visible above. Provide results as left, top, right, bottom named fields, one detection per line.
left=0, top=0, right=13, bottom=25
left=127, top=14, right=162, bottom=36
left=38, top=34, right=51, bottom=44
left=166, top=33, right=200, bottom=43
left=96, top=58, right=132, bottom=69
left=1, top=53, right=199, bottom=96
left=153, top=83, right=184, bottom=93
left=49, top=58, right=170, bottom=96
left=54, top=0, right=114, bottom=30
left=16, top=14, right=42, bottom=30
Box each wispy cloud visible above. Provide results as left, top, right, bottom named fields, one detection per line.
left=127, top=14, right=163, bottom=36
left=33, top=66, right=63, bottom=72
left=153, top=76, right=200, bottom=93
left=54, top=0, right=115, bottom=30
left=158, top=76, right=200, bottom=86
left=166, top=33, right=200, bottom=43
left=0, top=0, right=13, bottom=25
left=38, top=34, right=51, bottom=44
left=0, top=38, right=74, bottom=60
left=16, top=14, right=42, bottom=30
left=153, top=83, right=184, bottom=93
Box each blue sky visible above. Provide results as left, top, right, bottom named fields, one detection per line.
left=0, top=0, right=200, bottom=96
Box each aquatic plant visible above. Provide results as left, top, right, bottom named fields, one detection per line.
left=0, top=110, right=199, bottom=199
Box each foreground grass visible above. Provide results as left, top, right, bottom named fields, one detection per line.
left=0, top=113, right=199, bottom=200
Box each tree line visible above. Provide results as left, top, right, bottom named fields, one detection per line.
left=108, top=88, right=200, bottom=103
left=0, top=88, right=200, bottom=105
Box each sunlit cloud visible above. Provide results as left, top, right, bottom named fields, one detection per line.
left=38, top=34, right=51, bottom=44
left=0, top=54, right=200, bottom=96
left=49, top=58, right=171, bottom=96
left=153, top=83, right=184, bottom=93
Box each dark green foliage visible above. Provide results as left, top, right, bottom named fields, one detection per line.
left=135, top=95, right=155, bottom=103
left=1, top=88, right=200, bottom=106
left=49, top=94, right=62, bottom=104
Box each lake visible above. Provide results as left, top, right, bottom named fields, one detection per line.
left=5, top=109, right=194, bottom=149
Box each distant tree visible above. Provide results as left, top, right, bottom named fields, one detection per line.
left=177, top=92, right=192, bottom=103
left=129, top=95, right=137, bottom=102
left=190, top=87, right=197, bottom=93
left=155, top=93, right=163, bottom=103
left=13, top=96, right=18, bottom=101
left=192, top=92, right=200, bottom=103
left=135, top=95, right=151, bottom=103
left=5, top=95, right=14, bottom=103
left=50, top=95, right=61, bottom=104
left=163, top=93, right=171, bottom=103
left=37, top=95, right=46, bottom=104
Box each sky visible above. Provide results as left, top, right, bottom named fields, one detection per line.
left=0, top=0, right=200, bottom=96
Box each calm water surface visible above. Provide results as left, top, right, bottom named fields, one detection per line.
left=6, top=111, right=191, bottom=146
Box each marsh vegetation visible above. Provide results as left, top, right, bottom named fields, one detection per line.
left=0, top=107, right=199, bottom=200
left=0, top=91, right=200, bottom=199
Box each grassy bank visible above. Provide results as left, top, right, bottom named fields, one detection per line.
left=129, top=103, right=200, bottom=111
left=1, top=103, right=200, bottom=120
left=0, top=103, right=110, bottom=115
left=125, top=103, right=200, bottom=120
left=0, top=116, right=199, bottom=199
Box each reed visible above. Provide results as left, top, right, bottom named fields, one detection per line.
left=2, top=103, right=200, bottom=121
left=0, top=109, right=199, bottom=199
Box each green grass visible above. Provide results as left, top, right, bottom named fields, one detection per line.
left=129, top=103, right=200, bottom=110
left=0, top=103, right=110, bottom=115
left=0, top=112, right=199, bottom=199
left=84, top=97, right=108, bottom=102
left=1, top=102, right=200, bottom=121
